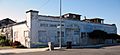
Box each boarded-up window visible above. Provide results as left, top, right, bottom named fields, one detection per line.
left=38, top=31, right=48, bottom=43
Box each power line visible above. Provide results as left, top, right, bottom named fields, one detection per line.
left=39, top=0, right=50, bottom=9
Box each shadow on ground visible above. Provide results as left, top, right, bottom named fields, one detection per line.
left=0, top=53, right=14, bottom=55
left=67, top=44, right=120, bottom=49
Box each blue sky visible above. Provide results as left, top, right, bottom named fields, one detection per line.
left=0, top=0, right=120, bottom=34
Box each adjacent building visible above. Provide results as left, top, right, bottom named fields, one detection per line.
left=0, top=18, right=16, bottom=41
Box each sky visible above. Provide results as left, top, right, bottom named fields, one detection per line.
left=0, top=0, right=120, bottom=34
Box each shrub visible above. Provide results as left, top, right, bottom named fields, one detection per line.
left=0, top=35, right=12, bottom=46
left=12, top=41, right=27, bottom=48
left=117, top=40, right=120, bottom=43
left=0, top=35, right=6, bottom=40
left=9, top=40, right=13, bottom=46
left=0, top=39, right=11, bottom=46
left=12, top=41, right=21, bottom=47
left=16, top=45, right=27, bottom=48
left=0, top=39, right=5, bottom=46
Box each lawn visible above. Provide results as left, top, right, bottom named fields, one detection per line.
left=0, top=46, right=13, bottom=50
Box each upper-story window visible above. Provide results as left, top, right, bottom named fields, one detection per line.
left=24, top=31, right=29, bottom=37
left=40, top=23, right=48, bottom=27
left=58, top=24, right=64, bottom=26
left=49, top=24, right=57, bottom=27
left=73, top=24, right=78, bottom=27
left=64, top=14, right=69, bottom=18
left=67, top=24, right=73, bottom=27
left=74, top=30, right=80, bottom=35
left=14, top=31, right=18, bottom=40
left=57, top=31, right=64, bottom=37
left=73, top=15, right=76, bottom=18
left=81, top=32, right=86, bottom=38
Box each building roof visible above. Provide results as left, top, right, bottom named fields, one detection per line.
left=83, top=18, right=104, bottom=21
left=14, top=21, right=26, bottom=25
left=38, top=15, right=115, bottom=26
left=0, top=18, right=16, bottom=28
left=26, top=10, right=39, bottom=13
left=89, top=18, right=104, bottom=20
left=63, top=13, right=81, bottom=16
left=39, top=15, right=60, bottom=18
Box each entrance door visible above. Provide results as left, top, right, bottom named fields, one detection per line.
left=24, top=31, right=30, bottom=47
left=66, top=28, right=80, bottom=45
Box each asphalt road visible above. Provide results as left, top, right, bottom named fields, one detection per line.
left=1, top=46, right=120, bottom=55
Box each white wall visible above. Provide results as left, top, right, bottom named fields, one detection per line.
left=12, top=23, right=29, bottom=47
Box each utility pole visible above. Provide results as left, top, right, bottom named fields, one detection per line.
left=59, top=0, right=62, bottom=49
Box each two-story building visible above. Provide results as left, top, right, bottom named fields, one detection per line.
left=12, top=10, right=117, bottom=48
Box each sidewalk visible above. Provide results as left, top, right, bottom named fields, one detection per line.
left=1, top=44, right=119, bottom=54
left=0, top=48, right=48, bottom=53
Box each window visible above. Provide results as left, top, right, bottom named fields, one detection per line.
left=67, top=24, right=73, bottom=27
left=58, top=24, right=64, bottom=26
left=14, top=31, right=18, bottom=40
left=73, top=15, right=76, bottom=18
left=81, top=32, right=88, bottom=38
left=40, top=23, right=48, bottom=27
left=74, top=30, right=80, bottom=35
left=73, top=24, right=78, bottom=27
left=57, top=31, right=64, bottom=37
left=24, top=31, right=29, bottom=37
left=81, top=32, right=86, bottom=38
left=49, top=24, right=57, bottom=27
left=38, top=31, right=48, bottom=43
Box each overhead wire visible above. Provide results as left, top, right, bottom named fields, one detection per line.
left=39, top=0, right=50, bottom=9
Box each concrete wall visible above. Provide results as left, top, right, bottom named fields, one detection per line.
left=24, top=10, right=117, bottom=47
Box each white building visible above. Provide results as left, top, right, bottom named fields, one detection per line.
left=12, top=10, right=117, bottom=48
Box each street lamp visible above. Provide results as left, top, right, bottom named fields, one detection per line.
left=59, top=0, right=62, bottom=49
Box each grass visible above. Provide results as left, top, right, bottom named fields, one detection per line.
left=0, top=46, right=13, bottom=50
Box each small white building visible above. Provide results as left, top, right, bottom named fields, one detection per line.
left=12, top=10, right=117, bottom=48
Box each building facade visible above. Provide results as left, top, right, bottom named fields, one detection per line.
left=12, top=10, right=117, bottom=48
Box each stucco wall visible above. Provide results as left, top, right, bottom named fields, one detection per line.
left=25, top=10, right=117, bottom=47
left=12, top=23, right=29, bottom=47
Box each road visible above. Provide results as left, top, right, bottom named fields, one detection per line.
left=1, top=45, right=120, bottom=55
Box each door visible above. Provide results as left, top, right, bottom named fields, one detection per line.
left=66, top=28, right=80, bottom=45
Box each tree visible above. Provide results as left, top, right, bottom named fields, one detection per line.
left=89, top=30, right=108, bottom=39
left=107, top=33, right=120, bottom=39
left=89, top=30, right=120, bottom=39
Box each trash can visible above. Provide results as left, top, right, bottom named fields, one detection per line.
left=66, top=41, right=72, bottom=49
left=48, top=42, right=54, bottom=51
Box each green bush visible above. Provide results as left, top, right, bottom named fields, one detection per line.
left=0, top=39, right=11, bottom=46
left=0, top=35, right=6, bottom=40
left=0, top=39, right=5, bottom=46
left=0, top=35, right=12, bottom=46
